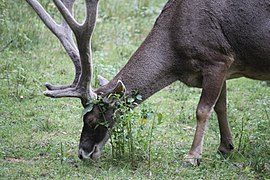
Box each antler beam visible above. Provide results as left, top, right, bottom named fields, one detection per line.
left=26, top=0, right=99, bottom=106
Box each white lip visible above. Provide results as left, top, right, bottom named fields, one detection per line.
left=79, top=132, right=110, bottom=160
left=78, top=145, right=97, bottom=159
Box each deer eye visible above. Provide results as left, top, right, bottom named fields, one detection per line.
left=86, top=118, right=97, bottom=126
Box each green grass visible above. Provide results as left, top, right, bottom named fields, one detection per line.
left=0, top=0, right=270, bottom=179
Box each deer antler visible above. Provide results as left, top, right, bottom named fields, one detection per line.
left=26, top=0, right=99, bottom=106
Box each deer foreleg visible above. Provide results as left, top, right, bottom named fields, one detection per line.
left=214, top=82, right=234, bottom=154
left=184, top=64, right=227, bottom=166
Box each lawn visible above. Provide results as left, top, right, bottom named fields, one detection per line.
left=0, top=0, right=269, bottom=179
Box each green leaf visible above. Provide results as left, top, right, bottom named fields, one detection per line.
left=127, top=97, right=135, bottom=103
left=157, top=113, right=163, bottom=125
left=136, top=94, right=142, bottom=101
left=82, top=103, right=94, bottom=116
left=139, top=118, right=147, bottom=125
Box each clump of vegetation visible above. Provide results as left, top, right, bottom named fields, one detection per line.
left=107, top=92, right=163, bottom=169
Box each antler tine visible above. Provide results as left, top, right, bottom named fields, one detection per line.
left=53, top=0, right=80, bottom=34
left=60, top=0, right=78, bottom=51
left=83, top=0, right=99, bottom=38
left=73, top=0, right=99, bottom=101
left=27, top=0, right=81, bottom=91
left=26, top=0, right=57, bottom=33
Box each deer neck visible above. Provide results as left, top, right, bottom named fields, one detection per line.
left=98, top=22, right=179, bottom=102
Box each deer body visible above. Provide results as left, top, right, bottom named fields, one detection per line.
left=27, top=0, right=270, bottom=165
left=91, top=0, right=270, bottom=164
left=104, top=0, right=270, bottom=94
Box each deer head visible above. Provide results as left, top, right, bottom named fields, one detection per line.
left=26, top=0, right=117, bottom=160
left=78, top=80, right=126, bottom=160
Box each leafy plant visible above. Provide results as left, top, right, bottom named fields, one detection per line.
left=107, top=91, right=163, bottom=168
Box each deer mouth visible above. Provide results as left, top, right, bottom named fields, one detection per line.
left=78, top=144, right=101, bottom=160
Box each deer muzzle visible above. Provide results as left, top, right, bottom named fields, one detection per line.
left=78, top=132, right=110, bottom=160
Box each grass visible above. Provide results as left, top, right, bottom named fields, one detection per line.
left=0, top=0, right=270, bottom=179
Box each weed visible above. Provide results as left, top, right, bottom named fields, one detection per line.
left=106, top=91, right=163, bottom=169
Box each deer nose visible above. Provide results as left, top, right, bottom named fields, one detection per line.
left=78, top=153, right=83, bottom=160
left=78, top=149, right=84, bottom=160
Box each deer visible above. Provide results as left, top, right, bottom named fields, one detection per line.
left=26, top=0, right=270, bottom=166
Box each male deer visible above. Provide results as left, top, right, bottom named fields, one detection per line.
left=27, top=0, right=270, bottom=165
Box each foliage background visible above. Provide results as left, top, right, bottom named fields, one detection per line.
left=0, top=0, right=269, bottom=179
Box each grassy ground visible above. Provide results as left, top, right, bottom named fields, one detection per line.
left=0, top=0, right=269, bottom=179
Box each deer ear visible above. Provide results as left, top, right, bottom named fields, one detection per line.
left=103, top=80, right=126, bottom=104
left=111, top=80, right=126, bottom=95
left=98, top=75, right=109, bottom=86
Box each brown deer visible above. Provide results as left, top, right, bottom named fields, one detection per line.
left=27, top=0, right=270, bottom=165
